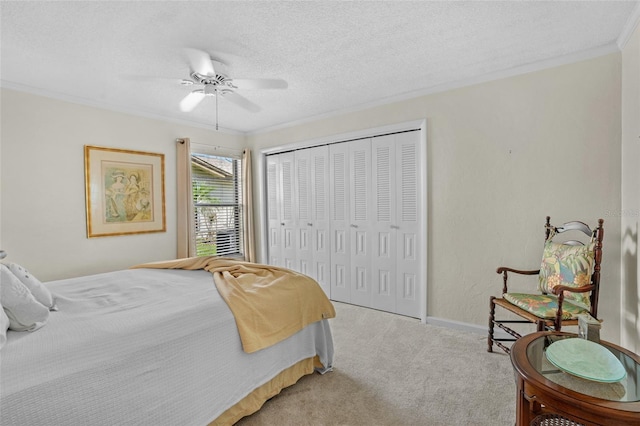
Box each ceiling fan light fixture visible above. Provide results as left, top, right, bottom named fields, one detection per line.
left=203, top=85, right=217, bottom=96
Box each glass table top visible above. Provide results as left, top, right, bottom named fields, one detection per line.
left=526, top=334, right=640, bottom=402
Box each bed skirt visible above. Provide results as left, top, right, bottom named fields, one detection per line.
left=210, top=355, right=321, bottom=425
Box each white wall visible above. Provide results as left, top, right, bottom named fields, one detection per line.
left=621, top=22, right=640, bottom=353
left=248, top=54, right=624, bottom=345
left=0, top=89, right=243, bottom=281
left=1, top=52, right=631, bottom=348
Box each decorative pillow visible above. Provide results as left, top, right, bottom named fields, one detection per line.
left=539, top=241, right=594, bottom=309
left=0, top=264, right=49, bottom=331
left=7, top=262, right=55, bottom=309
left=0, top=299, right=9, bottom=349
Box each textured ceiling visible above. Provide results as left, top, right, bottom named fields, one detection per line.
left=1, top=1, right=638, bottom=133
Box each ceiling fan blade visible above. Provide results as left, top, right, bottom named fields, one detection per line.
left=179, top=91, right=206, bottom=112
left=184, top=48, right=215, bottom=77
left=222, top=91, right=261, bottom=113
left=229, top=78, right=288, bottom=90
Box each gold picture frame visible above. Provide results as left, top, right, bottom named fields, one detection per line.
left=84, top=145, right=166, bottom=238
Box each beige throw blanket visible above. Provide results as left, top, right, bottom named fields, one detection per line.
left=131, top=257, right=336, bottom=353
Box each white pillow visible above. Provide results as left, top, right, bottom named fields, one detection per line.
left=7, top=262, right=55, bottom=309
left=0, top=264, right=49, bottom=331
left=0, top=299, right=9, bottom=349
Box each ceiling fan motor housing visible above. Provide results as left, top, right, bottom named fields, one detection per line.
left=191, top=71, right=232, bottom=89
left=202, top=84, right=232, bottom=96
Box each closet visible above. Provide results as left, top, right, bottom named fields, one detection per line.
left=267, top=146, right=331, bottom=296
left=266, top=128, right=423, bottom=318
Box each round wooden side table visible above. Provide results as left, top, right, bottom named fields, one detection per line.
left=510, top=331, right=640, bottom=426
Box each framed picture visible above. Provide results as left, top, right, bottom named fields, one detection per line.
left=84, top=145, right=166, bottom=238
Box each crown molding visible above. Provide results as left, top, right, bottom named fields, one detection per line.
left=617, top=1, right=640, bottom=50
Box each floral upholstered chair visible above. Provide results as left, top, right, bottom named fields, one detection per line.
left=488, top=216, right=604, bottom=354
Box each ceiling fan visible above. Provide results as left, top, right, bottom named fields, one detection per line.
left=179, top=48, right=287, bottom=128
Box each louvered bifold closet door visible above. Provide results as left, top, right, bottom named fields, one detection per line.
left=371, top=135, right=397, bottom=313
left=266, top=128, right=422, bottom=316
left=394, top=131, right=420, bottom=317
left=349, top=139, right=373, bottom=308
left=278, top=152, right=297, bottom=271
left=329, top=143, right=351, bottom=303
left=309, top=146, right=331, bottom=296
left=294, top=149, right=313, bottom=278
left=266, top=155, right=283, bottom=266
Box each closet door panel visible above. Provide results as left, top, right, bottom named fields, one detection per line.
left=309, top=145, right=331, bottom=296
left=294, top=149, right=313, bottom=278
left=278, top=152, right=297, bottom=271
left=266, top=155, right=282, bottom=266
left=371, top=135, right=397, bottom=312
left=349, top=139, right=372, bottom=308
left=395, top=131, right=421, bottom=317
left=329, top=143, right=351, bottom=302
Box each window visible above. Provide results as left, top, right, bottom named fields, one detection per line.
left=191, top=151, right=243, bottom=257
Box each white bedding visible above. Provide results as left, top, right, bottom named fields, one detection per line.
left=0, top=268, right=334, bottom=425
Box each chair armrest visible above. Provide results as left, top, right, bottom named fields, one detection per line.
left=551, top=284, right=595, bottom=295
left=496, top=267, right=540, bottom=275
left=495, top=267, right=540, bottom=294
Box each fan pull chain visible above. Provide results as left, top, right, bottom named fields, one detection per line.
left=215, top=88, right=219, bottom=131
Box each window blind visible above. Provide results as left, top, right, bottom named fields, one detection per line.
left=191, top=152, right=244, bottom=257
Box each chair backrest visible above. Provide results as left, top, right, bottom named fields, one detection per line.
left=544, top=216, right=604, bottom=318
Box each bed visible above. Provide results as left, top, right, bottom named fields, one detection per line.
left=0, top=257, right=335, bottom=425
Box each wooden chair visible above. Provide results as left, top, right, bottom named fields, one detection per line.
left=488, top=216, right=604, bottom=353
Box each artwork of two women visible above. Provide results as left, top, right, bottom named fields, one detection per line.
left=104, top=168, right=152, bottom=223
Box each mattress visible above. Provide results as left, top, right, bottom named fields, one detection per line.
left=0, top=268, right=334, bottom=425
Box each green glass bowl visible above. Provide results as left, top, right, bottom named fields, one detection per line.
left=545, top=338, right=627, bottom=383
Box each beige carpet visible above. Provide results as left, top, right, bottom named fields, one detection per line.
left=237, top=302, right=516, bottom=426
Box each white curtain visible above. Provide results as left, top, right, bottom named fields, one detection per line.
left=176, top=138, right=196, bottom=258
left=242, top=149, right=256, bottom=262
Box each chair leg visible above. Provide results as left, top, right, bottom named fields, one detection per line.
left=488, top=296, right=496, bottom=352
left=554, top=316, right=562, bottom=332
left=536, top=319, right=545, bottom=332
